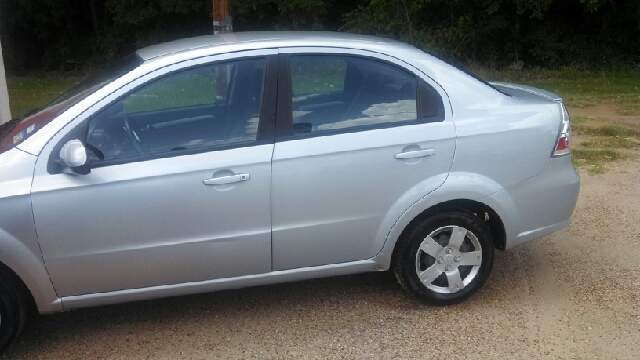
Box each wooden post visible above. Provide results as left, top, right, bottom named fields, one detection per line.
left=213, top=0, right=232, bottom=34
left=213, top=0, right=232, bottom=103
left=0, top=38, right=10, bottom=124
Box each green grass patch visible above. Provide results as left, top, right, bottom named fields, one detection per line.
left=5, top=69, right=640, bottom=176
left=569, top=115, right=594, bottom=125
left=572, top=148, right=632, bottom=174
left=561, top=114, right=639, bottom=173
left=478, top=67, right=640, bottom=115
left=290, top=57, right=346, bottom=96
left=292, top=75, right=345, bottom=95
left=573, top=124, right=639, bottom=137
left=580, top=137, right=639, bottom=149
left=7, top=76, right=83, bottom=118
left=122, top=70, right=218, bottom=114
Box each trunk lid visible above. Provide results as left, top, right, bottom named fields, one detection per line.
left=490, top=82, right=562, bottom=102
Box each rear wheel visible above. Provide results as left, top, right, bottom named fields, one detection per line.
left=0, top=267, right=28, bottom=351
left=393, top=211, right=494, bottom=305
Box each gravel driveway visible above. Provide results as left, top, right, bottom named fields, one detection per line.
left=2, top=106, right=639, bottom=359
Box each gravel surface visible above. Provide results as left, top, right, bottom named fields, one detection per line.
left=2, top=106, right=639, bottom=359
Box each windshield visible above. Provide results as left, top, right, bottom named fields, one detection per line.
left=0, top=54, right=142, bottom=154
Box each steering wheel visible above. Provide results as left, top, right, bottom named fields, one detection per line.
left=123, top=116, right=144, bottom=155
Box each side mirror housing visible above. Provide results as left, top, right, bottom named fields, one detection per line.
left=59, top=140, right=90, bottom=175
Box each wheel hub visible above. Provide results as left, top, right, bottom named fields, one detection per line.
left=443, top=252, right=456, bottom=265
left=415, top=225, right=483, bottom=294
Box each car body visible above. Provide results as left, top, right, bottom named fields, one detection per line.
left=0, top=31, right=579, bottom=348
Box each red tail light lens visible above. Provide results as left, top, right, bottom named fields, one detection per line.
left=556, top=136, right=569, bottom=151
left=553, top=105, right=571, bottom=156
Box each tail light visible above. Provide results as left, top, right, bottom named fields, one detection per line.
left=553, top=104, right=571, bottom=156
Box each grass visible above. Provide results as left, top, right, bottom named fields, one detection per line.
left=567, top=115, right=639, bottom=173
left=292, top=76, right=344, bottom=95
left=6, top=73, right=221, bottom=117
left=572, top=148, right=633, bottom=174
left=6, top=60, right=265, bottom=117
left=6, top=75, right=84, bottom=118
left=291, top=57, right=346, bottom=95
left=579, top=137, right=639, bottom=149
left=572, top=124, right=639, bottom=137
left=10, top=67, right=640, bottom=117
left=567, top=115, right=639, bottom=174
left=6, top=67, right=640, bottom=174
left=569, top=115, right=593, bottom=125
left=475, top=67, right=640, bottom=174
left=123, top=70, right=219, bottom=114
left=478, top=67, right=640, bottom=115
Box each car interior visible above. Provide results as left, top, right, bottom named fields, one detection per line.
left=290, top=56, right=419, bottom=134
left=86, top=59, right=265, bottom=162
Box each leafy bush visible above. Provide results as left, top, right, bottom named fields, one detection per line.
left=0, top=0, right=638, bottom=71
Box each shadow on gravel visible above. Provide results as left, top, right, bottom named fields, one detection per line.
left=2, top=249, right=534, bottom=357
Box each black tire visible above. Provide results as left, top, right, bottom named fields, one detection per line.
left=0, top=266, right=28, bottom=351
left=392, top=211, right=494, bottom=306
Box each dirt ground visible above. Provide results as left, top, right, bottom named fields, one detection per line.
left=2, top=105, right=639, bottom=359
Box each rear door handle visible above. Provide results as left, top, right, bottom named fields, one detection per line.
left=203, top=173, right=250, bottom=186
left=394, top=148, right=436, bottom=159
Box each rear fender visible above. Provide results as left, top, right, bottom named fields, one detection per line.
left=373, top=171, right=508, bottom=269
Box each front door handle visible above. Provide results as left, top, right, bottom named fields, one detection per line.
left=395, top=148, right=436, bottom=159
left=203, top=173, right=250, bottom=186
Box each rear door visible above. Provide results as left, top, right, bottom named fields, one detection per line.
left=31, top=52, right=278, bottom=296
left=271, top=49, right=456, bottom=271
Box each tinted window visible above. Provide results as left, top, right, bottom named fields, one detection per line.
left=289, top=55, right=418, bottom=134
left=291, top=57, right=347, bottom=96
left=419, top=79, right=446, bottom=121
left=86, top=58, right=265, bottom=162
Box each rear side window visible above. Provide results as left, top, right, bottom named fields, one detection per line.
left=291, top=57, right=347, bottom=96
left=288, top=55, right=443, bottom=136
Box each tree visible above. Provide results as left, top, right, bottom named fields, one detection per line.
left=0, top=0, right=638, bottom=71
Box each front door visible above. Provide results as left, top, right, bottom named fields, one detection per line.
left=31, top=55, right=277, bottom=296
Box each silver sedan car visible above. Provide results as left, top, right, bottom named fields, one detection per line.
left=0, top=32, right=579, bottom=349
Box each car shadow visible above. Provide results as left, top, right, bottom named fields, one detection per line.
left=2, top=246, right=541, bottom=357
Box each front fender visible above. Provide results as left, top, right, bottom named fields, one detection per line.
left=0, top=148, right=62, bottom=314
left=0, top=225, right=63, bottom=314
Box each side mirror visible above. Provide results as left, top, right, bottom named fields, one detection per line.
left=59, top=140, right=89, bottom=175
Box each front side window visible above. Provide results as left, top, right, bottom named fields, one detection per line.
left=86, top=58, right=265, bottom=162
left=289, top=55, right=423, bottom=135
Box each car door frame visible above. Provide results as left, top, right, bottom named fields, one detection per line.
left=30, top=49, right=279, bottom=307
left=275, top=47, right=453, bottom=139
left=271, top=47, right=456, bottom=270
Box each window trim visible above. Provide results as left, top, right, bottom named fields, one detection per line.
left=47, top=54, right=278, bottom=174
left=90, top=139, right=274, bottom=170
left=275, top=52, right=445, bottom=141
left=417, top=79, right=446, bottom=123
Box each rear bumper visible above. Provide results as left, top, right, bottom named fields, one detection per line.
left=483, top=154, right=580, bottom=249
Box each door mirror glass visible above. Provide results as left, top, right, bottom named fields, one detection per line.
left=59, top=139, right=88, bottom=171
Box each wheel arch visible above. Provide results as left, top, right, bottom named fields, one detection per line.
left=376, top=198, right=507, bottom=270
left=397, top=199, right=506, bottom=252
left=0, top=230, right=63, bottom=314
left=0, top=261, right=38, bottom=316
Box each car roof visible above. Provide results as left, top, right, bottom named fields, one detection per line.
left=136, top=31, right=414, bottom=61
